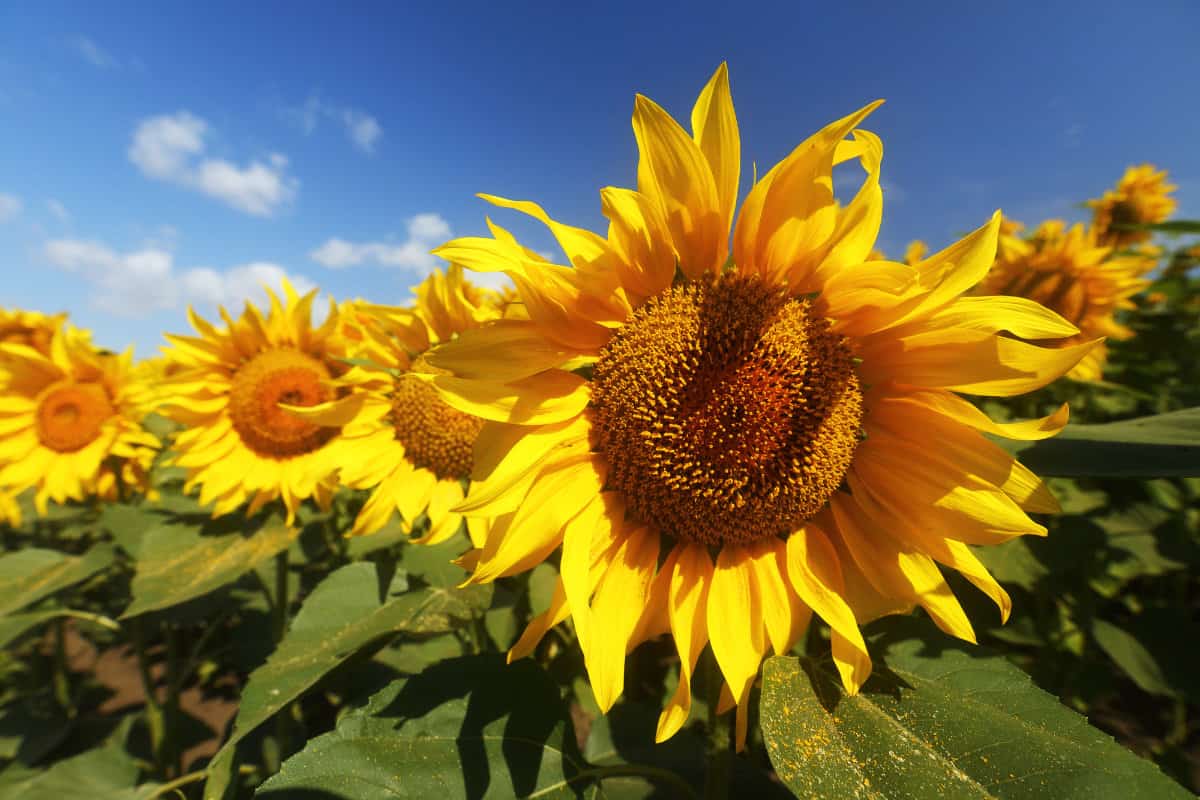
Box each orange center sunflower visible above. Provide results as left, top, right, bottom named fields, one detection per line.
left=591, top=274, right=864, bottom=547
left=36, top=382, right=115, bottom=452
left=228, top=348, right=338, bottom=457
left=391, top=358, right=485, bottom=480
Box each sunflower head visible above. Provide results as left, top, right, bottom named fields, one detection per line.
left=979, top=220, right=1153, bottom=381
left=0, top=307, right=67, bottom=357
left=157, top=282, right=351, bottom=522
left=423, top=64, right=1094, bottom=749
left=0, top=326, right=159, bottom=513
left=291, top=265, right=502, bottom=543
left=1087, top=164, right=1177, bottom=248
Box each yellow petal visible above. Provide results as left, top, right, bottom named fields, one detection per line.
left=690, top=62, right=739, bottom=251
left=508, top=577, right=570, bottom=662
left=785, top=525, right=871, bottom=693
left=922, top=296, right=1079, bottom=339
left=424, top=320, right=578, bottom=382
left=633, top=93, right=723, bottom=278
left=279, top=393, right=365, bottom=427
left=588, top=526, right=659, bottom=712
left=706, top=545, right=766, bottom=751
left=657, top=543, right=712, bottom=742
left=419, top=369, right=590, bottom=425
left=901, top=388, right=1069, bottom=441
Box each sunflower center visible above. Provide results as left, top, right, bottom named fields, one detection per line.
left=228, top=348, right=337, bottom=458
left=391, top=358, right=485, bottom=480
left=36, top=382, right=115, bottom=452
left=591, top=274, right=864, bottom=546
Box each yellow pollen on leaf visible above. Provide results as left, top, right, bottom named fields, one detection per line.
left=392, top=358, right=485, bottom=480
left=35, top=381, right=116, bottom=452
left=591, top=274, right=864, bottom=546
left=228, top=348, right=338, bottom=458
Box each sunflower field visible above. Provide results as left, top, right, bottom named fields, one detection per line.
left=2, top=66, right=1199, bottom=800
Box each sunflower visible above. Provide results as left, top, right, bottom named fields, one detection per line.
left=0, top=326, right=159, bottom=513
left=422, top=64, right=1093, bottom=749
left=156, top=282, right=349, bottom=523
left=290, top=265, right=503, bottom=543
left=1087, top=164, right=1177, bottom=249
left=979, top=218, right=1153, bottom=381
left=0, top=307, right=66, bottom=355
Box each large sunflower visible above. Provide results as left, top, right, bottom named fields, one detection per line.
left=1087, top=164, right=1177, bottom=249
left=422, top=65, right=1093, bottom=748
left=979, top=218, right=1153, bottom=381
left=0, top=327, right=159, bottom=513
left=157, top=282, right=349, bottom=522
left=290, top=265, right=503, bottom=543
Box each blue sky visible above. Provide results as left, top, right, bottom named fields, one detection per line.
left=2, top=1, right=1197, bottom=354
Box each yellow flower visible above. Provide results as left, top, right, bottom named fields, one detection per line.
left=424, top=64, right=1092, bottom=749
left=157, top=282, right=350, bottom=522
left=0, top=327, right=159, bottom=513
left=1087, top=164, right=1177, bottom=248
left=295, top=266, right=503, bottom=542
left=0, top=307, right=66, bottom=356
left=979, top=219, right=1153, bottom=381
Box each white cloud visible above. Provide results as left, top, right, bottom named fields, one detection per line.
left=286, top=94, right=383, bottom=154
left=68, top=35, right=117, bottom=69
left=43, top=238, right=314, bottom=318
left=310, top=213, right=451, bottom=273
left=46, top=199, right=70, bottom=222
left=128, top=112, right=297, bottom=216
left=0, top=193, right=21, bottom=222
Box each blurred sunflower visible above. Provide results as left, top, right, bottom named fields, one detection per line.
left=157, top=283, right=349, bottom=522
left=423, top=64, right=1093, bottom=747
left=292, top=265, right=503, bottom=543
left=979, top=219, right=1153, bottom=381
left=0, top=307, right=66, bottom=355
left=1087, top=164, right=1177, bottom=248
left=0, top=327, right=159, bottom=513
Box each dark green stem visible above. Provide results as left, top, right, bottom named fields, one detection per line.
left=132, top=618, right=166, bottom=777
left=572, top=764, right=700, bottom=799
left=271, top=549, right=293, bottom=772
left=52, top=618, right=74, bottom=716
left=700, top=650, right=733, bottom=800
left=164, top=624, right=183, bottom=777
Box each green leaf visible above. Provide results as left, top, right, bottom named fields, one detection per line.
left=0, top=543, right=115, bottom=616
left=1091, top=619, right=1176, bottom=698
left=205, top=562, right=491, bottom=800
left=0, top=608, right=119, bottom=649
left=0, top=716, right=139, bottom=799
left=1000, top=408, right=1200, bottom=477
left=256, top=656, right=586, bottom=799
left=122, top=517, right=297, bottom=618
left=760, top=621, right=1192, bottom=799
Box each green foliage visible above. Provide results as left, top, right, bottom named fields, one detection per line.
left=760, top=620, right=1192, bottom=799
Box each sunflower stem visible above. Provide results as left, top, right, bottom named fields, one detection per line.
left=51, top=618, right=74, bottom=717
left=271, top=548, right=293, bottom=772
left=132, top=618, right=166, bottom=777
left=163, top=623, right=183, bottom=778
left=700, top=649, right=733, bottom=800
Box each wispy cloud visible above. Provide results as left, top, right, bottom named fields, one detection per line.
left=67, top=35, right=117, bottom=69
left=310, top=213, right=452, bottom=272
left=129, top=112, right=298, bottom=216
left=286, top=94, right=383, bottom=154
left=43, top=238, right=314, bottom=317
left=0, top=192, right=21, bottom=222
left=46, top=199, right=70, bottom=222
